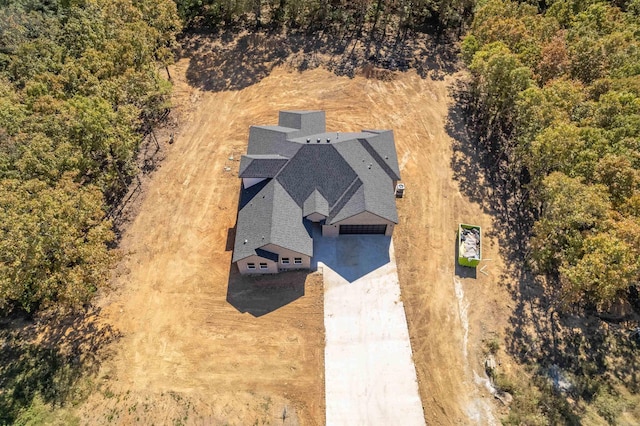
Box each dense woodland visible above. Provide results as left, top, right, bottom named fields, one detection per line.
left=460, top=1, right=640, bottom=423
left=173, top=0, right=473, bottom=34
left=462, top=0, right=640, bottom=310
left=0, top=0, right=181, bottom=313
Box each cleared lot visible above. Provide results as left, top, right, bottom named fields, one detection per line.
left=79, top=40, right=508, bottom=423
left=315, top=233, right=425, bottom=425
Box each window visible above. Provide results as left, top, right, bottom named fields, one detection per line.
left=247, top=263, right=256, bottom=270
left=281, top=258, right=290, bottom=264
left=259, top=263, right=268, bottom=269
left=294, top=258, right=302, bottom=264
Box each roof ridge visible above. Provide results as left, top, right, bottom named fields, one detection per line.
left=328, top=177, right=363, bottom=220
left=357, top=137, right=400, bottom=181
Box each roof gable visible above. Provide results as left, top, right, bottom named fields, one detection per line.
left=303, top=189, right=329, bottom=217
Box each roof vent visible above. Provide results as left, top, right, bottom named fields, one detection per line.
left=368, top=163, right=372, bottom=169
left=317, top=138, right=321, bottom=143
left=243, top=239, right=248, bottom=244
left=326, top=138, right=330, bottom=143
left=306, top=138, right=310, bottom=143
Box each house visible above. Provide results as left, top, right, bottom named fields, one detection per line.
left=232, top=110, right=401, bottom=274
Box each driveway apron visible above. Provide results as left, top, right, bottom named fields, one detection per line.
left=314, top=233, right=426, bottom=425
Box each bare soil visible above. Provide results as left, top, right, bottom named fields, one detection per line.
left=77, top=34, right=515, bottom=424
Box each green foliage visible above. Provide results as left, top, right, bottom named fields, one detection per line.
left=592, top=386, right=628, bottom=425
left=0, top=176, right=115, bottom=312
left=465, top=0, right=640, bottom=311
left=0, top=337, right=79, bottom=424
left=0, top=0, right=181, bottom=313
left=465, top=4, right=640, bottom=421
left=172, top=0, right=473, bottom=33
left=560, top=231, right=639, bottom=307
left=469, top=42, right=533, bottom=121
left=531, top=172, right=610, bottom=273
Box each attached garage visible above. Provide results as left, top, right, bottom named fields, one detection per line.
left=339, top=224, right=387, bottom=234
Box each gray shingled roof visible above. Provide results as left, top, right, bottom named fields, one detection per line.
left=238, top=154, right=288, bottom=178
left=331, top=139, right=399, bottom=224
left=233, top=111, right=401, bottom=263
left=232, top=180, right=313, bottom=262
left=279, top=110, right=326, bottom=134
left=358, top=131, right=401, bottom=180
left=276, top=144, right=358, bottom=207
left=303, top=189, right=329, bottom=217
left=269, top=182, right=313, bottom=256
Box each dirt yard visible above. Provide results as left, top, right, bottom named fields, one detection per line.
left=78, top=35, right=514, bottom=424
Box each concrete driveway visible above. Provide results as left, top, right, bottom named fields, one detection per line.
left=314, top=232, right=426, bottom=425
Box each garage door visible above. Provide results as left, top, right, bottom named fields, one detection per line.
left=339, top=224, right=387, bottom=234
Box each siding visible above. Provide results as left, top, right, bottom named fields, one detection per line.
left=237, top=255, right=278, bottom=274
left=261, top=243, right=311, bottom=271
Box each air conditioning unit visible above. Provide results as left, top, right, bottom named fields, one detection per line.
left=395, top=183, right=405, bottom=198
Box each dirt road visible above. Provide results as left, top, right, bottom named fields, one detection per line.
left=80, top=49, right=510, bottom=424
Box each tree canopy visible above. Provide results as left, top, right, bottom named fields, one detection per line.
left=0, top=0, right=181, bottom=313
left=462, top=0, right=640, bottom=310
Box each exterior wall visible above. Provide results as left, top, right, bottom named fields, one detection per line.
left=324, top=211, right=396, bottom=237
left=322, top=224, right=339, bottom=236
left=237, top=255, right=278, bottom=274
left=261, top=243, right=311, bottom=271
left=305, top=212, right=326, bottom=222
left=242, top=177, right=266, bottom=189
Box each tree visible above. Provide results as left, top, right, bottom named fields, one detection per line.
left=0, top=0, right=180, bottom=314
left=595, top=154, right=639, bottom=207
left=0, top=176, right=114, bottom=313
left=560, top=231, right=639, bottom=308
left=531, top=172, right=610, bottom=274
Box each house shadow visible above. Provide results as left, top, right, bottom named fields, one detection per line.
left=454, top=233, right=477, bottom=279
left=226, top=263, right=308, bottom=317
left=312, top=232, right=391, bottom=283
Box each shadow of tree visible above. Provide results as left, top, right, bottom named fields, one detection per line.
left=226, top=264, right=308, bottom=317
left=0, top=309, right=120, bottom=423
left=447, top=78, right=640, bottom=421
left=180, top=27, right=460, bottom=92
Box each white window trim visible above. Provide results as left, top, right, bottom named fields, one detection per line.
left=281, top=258, right=290, bottom=264
left=247, top=263, right=256, bottom=269
left=259, top=263, right=268, bottom=270
left=294, top=258, right=302, bottom=264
